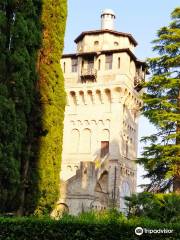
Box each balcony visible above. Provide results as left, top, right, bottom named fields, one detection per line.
left=134, top=73, right=145, bottom=91
left=81, top=68, right=97, bottom=82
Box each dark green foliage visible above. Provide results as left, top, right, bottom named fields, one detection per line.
left=34, top=0, right=67, bottom=215
left=0, top=92, right=20, bottom=211
left=0, top=0, right=41, bottom=212
left=139, top=7, right=180, bottom=192
left=125, top=192, right=180, bottom=223
left=0, top=214, right=179, bottom=240
left=0, top=0, right=67, bottom=215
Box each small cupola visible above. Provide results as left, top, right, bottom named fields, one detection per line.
left=101, top=9, right=116, bottom=30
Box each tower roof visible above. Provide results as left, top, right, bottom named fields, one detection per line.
left=101, top=9, right=115, bottom=16
left=74, top=29, right=138, bottom=46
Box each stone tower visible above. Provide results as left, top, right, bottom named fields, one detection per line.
left=58, top=10, right=147, bottom=215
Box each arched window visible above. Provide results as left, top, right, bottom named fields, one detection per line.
left=80, top=128, right=91, bottom=153
left=120, top=181, right=131, bottom=212
left=70, top=129, right=80, bottom=153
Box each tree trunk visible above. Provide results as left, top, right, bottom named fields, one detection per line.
left=17, top=145, right=31, bottom=216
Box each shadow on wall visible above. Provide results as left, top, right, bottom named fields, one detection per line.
left=53, top=139, right=136, bottom=216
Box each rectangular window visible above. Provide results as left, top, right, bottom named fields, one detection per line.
left=118, top=57, right=121, bottom=69
left=98, top=59, right=101, bottom=70
left=87, top=57, right=94, bottom=71
left=88, top=60, right=94, bottom=70
left=105, top=54, right=113, bottom=70
left=101, top=141, right=109, bottom=158
left=71, top=58, right=78, bottom=72
left=126, top=140, right=128, bottom=158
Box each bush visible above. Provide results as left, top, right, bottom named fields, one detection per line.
left=125, top=192, right=180, bottom=223
left=0, top=215, right=179, bottom=240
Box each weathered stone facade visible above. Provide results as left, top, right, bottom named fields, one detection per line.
left=58, top=9, right=146, bottom=215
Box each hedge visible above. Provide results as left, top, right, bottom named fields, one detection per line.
left=0, top=217, right=179, bottom=240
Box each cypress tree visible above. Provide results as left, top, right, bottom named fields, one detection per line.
left=34, top=0, right=67, bottom=215
left=139, top=8, right=180, bottom=193
left=0, top=1, right=19, bottom=211
left=0, top=0, right=41, bottom=213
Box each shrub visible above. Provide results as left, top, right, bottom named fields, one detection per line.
left=125, top=192, right=180, bottom=223
left=0, top=216, right=179, bottom=240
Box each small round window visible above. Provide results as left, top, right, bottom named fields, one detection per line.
left=94, top=41, right=99, bottom=46
left=114, top=41, right=119, bottom=46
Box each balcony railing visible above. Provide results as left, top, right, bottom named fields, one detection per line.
left=134, top=73, right=145, bottom=91
left=81, top=68, right=97, bottom=82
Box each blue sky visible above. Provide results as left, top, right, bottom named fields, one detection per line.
left=64, top=0, right=179, bottom=190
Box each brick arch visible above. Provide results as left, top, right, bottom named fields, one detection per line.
left=104, top=88, right=111, bottom=94
left=69, top=90, right=77, bottom=106
left=79, top=90, right=85, bottom=105
left=87, top=90, right=93, bottom=104
left=91, top=120, right=97, bottom=126
left=105, top=119, right=110, bottom=127
left=57, top=203, right=69, bottom=214
left=104, top=88, right=111, bottom=110
left=52, top=203, right=69, bottom=218
left=112, top=87, right=123, bottom=101
left=84, top=120, right=90, bottom=126
left=95, top=89, right=102, bottom=103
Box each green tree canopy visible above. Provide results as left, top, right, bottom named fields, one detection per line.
left=34, top=0, right=67, bottom=215
left=125, top=192, right=180, bottom=223
left=139, top=7, right=180, bottom=193
left=0, top=0, right=41, bottom=212
left=0, top=0, right=67, bottom=215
